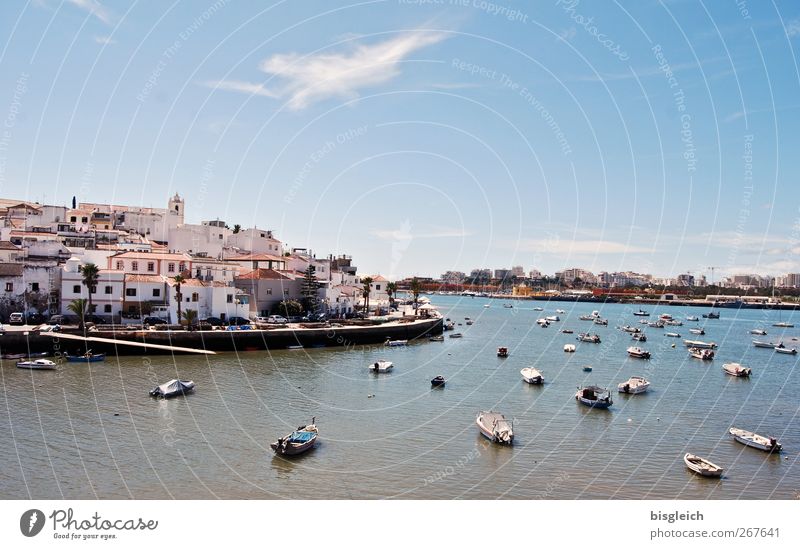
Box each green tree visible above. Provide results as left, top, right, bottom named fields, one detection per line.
left=361, top=276, right=373, bottom=315
left=80, top=262, right=100, bottom=316
left=67, top=298, right=88, bottom=331
left=272, top=300, right=302, bottom=317
left=233, top=224, right=241, bottom=234
left=386, top=281, right=397, bottom=304
left=300, top=265, right=319, bottom=313
left=410, top=277, right=422, bottom=314
left=172, top=275, right=184, bottom=324
left=181, top=309, right=198, bottom=330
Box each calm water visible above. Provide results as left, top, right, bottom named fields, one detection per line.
left=2, top=296, right=799, bottom=499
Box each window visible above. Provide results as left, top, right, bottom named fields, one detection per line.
left=131, top=261, right=139, bottom=272
left=152, top=289, right=160, bottom=297
left=265, top=288, right=272, bottom=295
left=4, top=283, right=12, bottom=292
left=116, top=261, right=123, bottom=270
left=196, top=269, right=201, bottom=278
left=90, top=285, right=97, bottom=294
left=81, top=217, right=88, bottom=223
left=31, top=282, right=40, bottom=292
left=206, top=269, right=211, bottom=278
left=218, top=234, right=223, bottom=239
left=104, top=304, right=112, bottom=313
left=70, top=216, right=77, bottom=222
left=147, top=262, right=155, bottom=272
left=126, top=288, right=136, bottom=297
left=73, top=285, right=81, bottom=293
left=178, top=262, right=185, bottom=272
left=376, top=284, right=381, bottom=291
left=227, top=294, right=233, bottom=303
left=105, top=286, right=113, bottom=294
left=283, top=289, right=289, bottom=296
left=191, top=292, right=199, bottom=302
left=167, top=263, right=175, bottom=273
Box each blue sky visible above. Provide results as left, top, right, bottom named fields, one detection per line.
left=1, top=0, right=799, bottom=280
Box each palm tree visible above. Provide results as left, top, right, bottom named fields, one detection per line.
left=80, top=263, right=99, bottom=317
left=361, top=276, right=373, bottom=315
left=232, top=224, right=241, bottom=234
left=67, top=298, right=88, bottom=331
left=410, top=277, right=422, bottom=314
left=386, top=281, right=397, bottom=305
left=173, top=275, right=184, bottom=324
left=182, top=309, right=198, bottom=330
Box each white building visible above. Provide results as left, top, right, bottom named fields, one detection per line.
left=60, top=257, right=123, bottom=319
left=226, top=227, right=282, bottom=255
left=168, top=220, right=231, bottom=257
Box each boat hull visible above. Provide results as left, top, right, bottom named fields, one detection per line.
left=729, top=429, right=781, bottom=452
left=684, top=453, right=723, bottom=478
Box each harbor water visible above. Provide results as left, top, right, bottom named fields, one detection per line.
left=2, top=296, right=798, bottom=499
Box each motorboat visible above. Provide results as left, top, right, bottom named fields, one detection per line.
left=449, top=333, right=463, bottom=338
left=775, top=346, right=797, bottom=355
left=575, top=385, right=612, bottom=409
left=497, top=347, right=509, bottom=358
left=429, top=335, right=445, bottom=342
left=620, top=325, right=640, bottom=333
left=545, top=315, right=560, bottom=322
left=648, top=321, right=664, bottom=328
left=16, top=359, right=56, bottom=370
left=684, top=453, right=723, bottom=478
left=465, top=320, right=474, bottom=325
left=773, top=322, right=794, bottom=328
left=577, top=333, right=601, bottom=343
left=722, top=362, right=751, bottom=377
left=556, top=309, right=566, bottom=314
left=689, top=347, right=715, bottom=360
left=593, top=318, right=608, bottom=326
left=664, top=319, right=683, bottom=326
left=444, top=321, right=455, bottom=331
left=582, top=365, right=593, bottom=372
left=633, top=309, right=650, bottom=317
left=385, top=339, right=408, bottom=347
left=632, top=333, right=647, bottom=342
left=520, top=367, right=543, bottom=384
left=703, top=312, right=720, bottom=319
left=579, top=315, right=595, bottom=321
left=66, top=351, right=106, bottom=363
left=270, top=418, right=318, bottom=456
left=561, top=329, right=574, bottom=334
left=503, top=304, right=514, bottom=309
left=686, top=316, right=699, bottom=322
left=752, top=340, right=776, bottom=349
left=665, top=332, right=681, bottom=338
left=639, top=319, right=650, bottom=325
left=533, top=307, right=544, bottom=311
left=369, top=360, right=394, bottom=372
left=683, top=340, right=717, bottom=349
left=536, top=318, right=550, bottom=327
left=728, top=428, right=781, bottom=452
left=659, top=313, right=673, bottom=321
left=689, top=328, right=705, bottom=335
left=149, top=379, right=195, bottom=398
left=618, top=376, right=650, bottom=394
left=750, top=329, right=767, bottom=335
left=476, top=411, right=513, bottom=444
left=484, top=304, right=490, bottom=308
left=627, top=346, right=651, bottom=359
left=564, top=344, right=576, bottom=352
left=430, top=376, right=446, bottom=388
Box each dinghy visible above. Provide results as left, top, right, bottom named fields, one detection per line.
left=430, top=376, right=446, bottom=388
left=728, top=427, right=781, bottom=452
left=369, top=360, right=394, bottom=372
left=270, top=418, right=318, bottom=456
left=476, top=411, right=513, bottom=444
left=750, top=329, right=767, bottom=335
left=684, top=453, right=723, bottom=478
left=563, top=344, right=576, bottom=352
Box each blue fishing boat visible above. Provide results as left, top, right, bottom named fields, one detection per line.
left=270, top=418, right=318, bottom=456
left=66, top=351, right=106, bottom=363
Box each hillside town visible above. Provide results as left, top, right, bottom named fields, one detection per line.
left=0, top=195, right=392, bottom=325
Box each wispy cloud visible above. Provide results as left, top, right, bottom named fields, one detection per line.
left=205, top=31, right=447, bottom=110
left=572, top=56, right=727, bottom=83
left=68, top=0, right=112, bottom=25
left=514, top=238, right=654, bottom=255
left=786, top=19, right=800, bottom=37
left=372, top=225, right=471, bottom=241
left=428, top=82, right=483, bottom=90
left=93, top=35, right=115, bottom=45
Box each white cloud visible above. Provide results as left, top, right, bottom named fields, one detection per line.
left=93, top=35, right=115, bottom=45
left=205, top=31, right=447, bottom=110
left=513, top=238, right=654, bottom=255
left=786, top=19, right=800, bottom=37
left=68, top=0, right=112, bottom=25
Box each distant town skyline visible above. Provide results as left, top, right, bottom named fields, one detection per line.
left=1, top=2, right=799, bottom=279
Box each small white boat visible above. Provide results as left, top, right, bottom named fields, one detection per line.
left=632, top=333, right=647, bottom=342
left=750, top=329, right=767, bottom=335
left=593, top=318, right=608, bottom=326
left=618, top=376, right=650, bottom=394
left=722, top=362, right=751, bottom=377
left=648, top=321, right=665, bottom=328
left=484, top=304, right=490, bottom=308
left=385, top=339, right=408, bottom=347
left=556, top=309, right=566, bottom=314
left=577, top=333, right=601, bottom=343
left=633, top=309, right=650, bottom=317
left=627, top=346, right=651, bottom=359
left=620, top=325, right=640, bottom=333
left=728, top=427, right=781, bottom=452
left=665, top=332, right=681, bottom=338
left=545, top=315, right=560, bottom=322
left=476, top=411, right=513, bottom=444
left=533, top=307, right=544, bottom=311
left=689, top=347, right=715, bottom=360
left=579, top=315, right=594, bottom=321
left=563, top=344, right=576, bottom=353
left=449, top=333, right=463, bottom=338
left=689, top=328, right=705, bottom=335
left=683, top=340, right=717, bottom=349
left=775, top=346, right=797, bottom=355
left=536, top=318, right=550, bottom=327
left=684, top=453, right=723, bottom=478
left=286, top=345, right=304, bottom=350
left=520, top=367, right=543, bottom=384
left=664, top=319, right=683, bottom=326
left=16, top=359, right=57, bottom=370
left=773, top=322, right=794, bottom=328
left=369, top=360, right=394, bottom=372
left=752, top=340, right=776, bottom=349
left=686, top=315, right=699, bottom=321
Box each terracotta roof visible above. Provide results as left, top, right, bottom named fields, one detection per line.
left=0, top=241, right=20, bottom=250
left=124, top=274, right=165, bottom=283
left=224, top=253, right=286, bottom=262
left=371, top=275, right=388, bottom=282
left=235, top=268, right=292, bottom=281
left=0, top=263, right=24, bottom=276
left=168, top=278, right=206, bottom=287
left=112, top=251, right=190, bottom=260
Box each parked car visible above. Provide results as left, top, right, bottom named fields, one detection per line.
left=226, top=316, right=252, bottom=326
left=26, top=312, right=45, bottom=325
left=254, top=316, right=269, bottom=324
left=84, top=315, right=107, bottom=325
left=265, top=315, right=288, bottom=324
left=200, top=316, right=224, bottom=326
left=8, top=312, right=25, bottom=325
left=301, top=312, right=327, bottom=322
left=143, top=317, right=168, bottom=326
left=48, top=314, right=80, bottom=325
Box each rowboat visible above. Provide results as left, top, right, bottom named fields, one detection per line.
left=684, top=453, right=723, bottom=478
left=728, top=428, right=781, bottom=452
left=577, top=333, right=601, bottom=343
left=429, top=335, right=445, bottom=342
left=16, top=359, right=56, bottom=370
left=665, top=332, right=681, bottom=338
left=66, top=351, right=105, bottom=363
left=430, top=376, right=446, bottom=388
left=626, top=346, right=651, bottom=359
left=618, top=376, right=650, bottom=394
left=689, top=347, right=714, bottom=360
left=369, top=360, right=394, bottom=372
left=683, top=340, right=717, bottom=349
left=385, top=339, right=408, bottom=347
left=497, top=347, right=509, bottom=358
left=520, top=367, right=543, bottom=384
left=722, top=362, right=751, bottom=377
left=476, top=411, right=513, bottom=444
left=449, top=333, right=463, bottom=338
left=775, top=346, right=797, bottom=355
left=563, top=344, right=576, bottom=352
left=270, top=418, right=318, bottom=456
left=149, top=379, right=195, bottom=398
left=575, top=385, right=612, bottom=409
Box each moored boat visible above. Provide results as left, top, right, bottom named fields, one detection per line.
left=430, top=375, right=446, bottom=388
left=683, top=340, right=717, bottom=349
left=476, top=411, right=513, bottom=444
left=575, top=385, right=612, bottom=408
left=689, top=328, right=705, bottom=335
left=561, top=329, right=574, bottom=334
left=66, top=351, right=105, bottom=363
left=497, top=346, right=509, bottom=358
left=577, top=333, right=601, bottom=343
left=429, top=335, right=445, bottom=342
left=556, top=309, right=566, bottom=314
left=750, top=329, right=767, bottom=335
left=520, top=367, right=543, bottom=384
left=385, top=338, right=408, bottom=347
left=449, top=333, right=463, bottom=338
left=620, top=325, right=640, bottom=333
left=618, top=376, right=650, bottom=394
left=16, top=359, right=56, bottom=370
left=703, top=312, right=720, bottom=319
left=752, top=340, right=776, bottom=349
left=270, top=418, right=318, bottom=455
left=593, top=318, right=608, bottom=326
left=369, top=360, right=394, bottom=372
left=728, top=427, right=781, bottom=452
left=633, top=309, right=650, bottom=317
left=563, top=344, right=576, bottom=352
left=626, top=346, right=651, bottom=359
left=665, top=332, right=681, bottom=338
left=149, top=379, right=195, bottom=398
left=775, top=346, right=797, bottom=355
left=545, top=315, right=560, bottom=322
left=722, top=362, right=751, bottom=377
left=684, top=453, right=723, bottom=478
left=632, top=333, right=647, bottom=342
left=686, top=315, right=699, bottom=321
left=689, top=347, right=714, bottom=360
left=773, top=321, right=794, bottom=328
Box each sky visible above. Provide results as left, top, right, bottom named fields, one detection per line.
left=0, top=0, right=799, bottom=280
